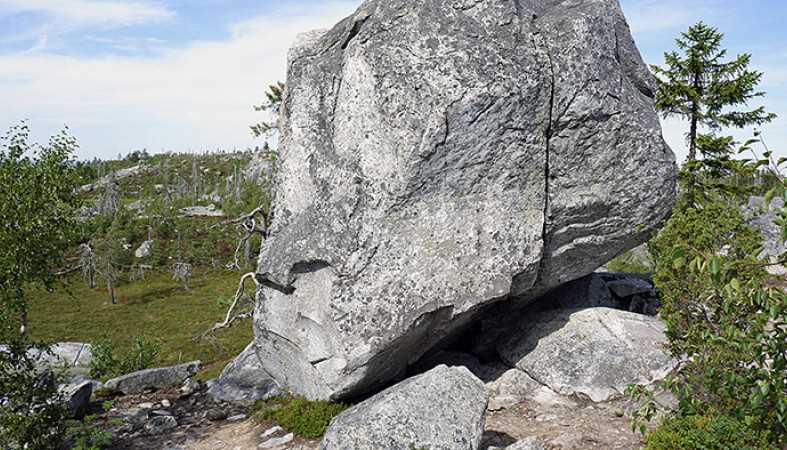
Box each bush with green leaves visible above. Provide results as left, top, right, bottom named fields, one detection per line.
left=0, top=339, right=69, bottom=450
left=66, top=408, right=116, bottom=450
left=647, top=199, right=786, bottom=442
left=89, top=336, right=160, bottom=381
left=253, top=396, right=347, bottom=438
left=0, top=123, right=82, bottom=336
left=645, top=414, right=770, bottom=450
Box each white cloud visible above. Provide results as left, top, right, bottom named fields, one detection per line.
left=0, top=0, right=174, bottom=27
left=0, top=1, right=360, bottom=159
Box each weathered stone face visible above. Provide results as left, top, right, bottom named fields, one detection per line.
left=252, top=0, right=677, bottom=399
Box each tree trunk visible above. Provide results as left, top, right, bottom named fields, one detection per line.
left=19, top=308, right=28, bottom=337
left=688, top=114, right=698, bottom=162
left=108, top=276, right=116, bottom=304
left=688, top=72, right=702, bottom=162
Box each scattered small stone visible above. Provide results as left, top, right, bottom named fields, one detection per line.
left=138, top=402, right=155, bottom=409
left=151, top=410, right=173, bottom=417
left=258, top=432, right=294, bottom=449
left=180, top=378, right=201, bottom=397
left=260, top=426, right=284, bottom=439
left=226, top=413, right=247, bottom=423
left=506, top=437, right=546, bottom=450
left=161, top=399, right=172, bottom=408
left=206, top=409, right=228, bottom=421
left=145, top=416, right=178, bottom=435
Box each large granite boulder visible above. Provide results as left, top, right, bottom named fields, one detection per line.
left=321, top=365, right=488, bottom=450
left=498, top=307, right=676, bottom=402
left=252, top=0, right=677, bottom=399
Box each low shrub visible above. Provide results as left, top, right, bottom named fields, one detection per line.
left=89, top=336, right=160, bottom=381
left=645, top=414, right=770, bottom=450
left=0, top=339, right=69, bottom=450
left=253, top=395, right=348, bottom=438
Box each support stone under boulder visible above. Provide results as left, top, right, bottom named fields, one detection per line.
left=249, top=0, right=677, bottom=400
left=321, top=365, right=488, bottom=450
left=497, top=307, right=676, bottom=402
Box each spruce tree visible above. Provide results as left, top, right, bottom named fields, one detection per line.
left=652, top=22, right=775, bottom=162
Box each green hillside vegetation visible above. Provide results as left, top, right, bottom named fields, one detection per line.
left=27, top=269, right=252, bottom=380
left=27, top=148, right=275, bottom=379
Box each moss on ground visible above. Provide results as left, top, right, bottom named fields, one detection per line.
left=27, top=268, right=252, bottom=377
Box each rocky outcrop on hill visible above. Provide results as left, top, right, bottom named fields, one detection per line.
left=321, top=365, right=488, bottom=450
left=249, top=0, right=676, bottom=400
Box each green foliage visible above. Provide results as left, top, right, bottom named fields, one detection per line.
left=0, top=339, right=69, bottom=450
left=0, top=123, right=83, bottom=336
left=649, top=200, right=786, bottom=440
left=28, top=268, right=252, bottom=375
left=253, top=396, right=348, bottom=438
left=67, top=414, right=114, bottom=450
left=251, top=82, right=285, bottom=139
left=652, top=22, right=775, bottom=161
left=607, top=249, right=653, bottom=274
left=626, top=385, right=660, bottom=436
left=89, top=336, right=160, bottom=381
left=645, top=414, right=770, bottom=450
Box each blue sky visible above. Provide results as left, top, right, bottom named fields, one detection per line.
left=0, top=0, right=785, bottom=162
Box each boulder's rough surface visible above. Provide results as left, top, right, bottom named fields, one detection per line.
left=59, top=380, right=93, bottom=417
left=105, top=361, right=201, bottom=394
left=486, top=368, right=542, bottom=411
left=207, top=343, right=280, bottom=403
left=498, top=308, right=675, bottom=402
left=252, top=0, right=676, bottom=399
left=321, top=365, right=487, bottom=450
left=745, top=196, right=787, bottom=275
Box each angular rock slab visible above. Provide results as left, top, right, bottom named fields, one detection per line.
left=105, top=361, right=201, bottom=395
left=498, top=308, right=676, bottom=402
left=253, top=0, right=677, bottom=399
left=321, top=365, right=488, bottom=450
left=207, top=343, right=280, bottom=403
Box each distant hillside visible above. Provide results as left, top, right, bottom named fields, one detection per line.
left=29, top=148, right=277, bottom=377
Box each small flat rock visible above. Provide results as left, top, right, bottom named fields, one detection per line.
left=321, top=365, right=488, bottom=450
left=59, top=380, right=93, bottom=417
left=226, top=413, right=248, bottom=422
left=145, top=415, right=178, bottom=434
left=486, top=369, right=542, bottom=410
left=161, top=399, right=171, bottom=408
left=151, top=410, right=172, bottom=417
left=506, top=437, right=546, bottom=450
left=104, top=361, right=201, bottom=394
left=259, top=432, right=294, bottom=449
left=206, top=409, right=228, bottom=421
left=261, top=426, right=284, bottom=439
left=138, top=402, right=155, bottom=409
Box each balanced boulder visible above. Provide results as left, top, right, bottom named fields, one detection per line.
left=251, top=0, right=676, bottom=399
